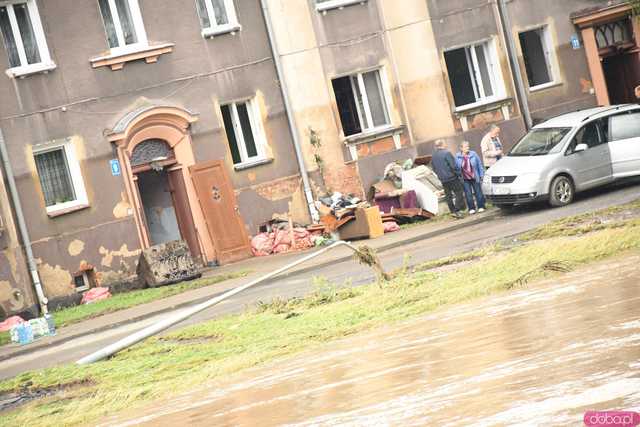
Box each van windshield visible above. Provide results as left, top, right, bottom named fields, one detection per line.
left=508, top=128, right=572, bottom=156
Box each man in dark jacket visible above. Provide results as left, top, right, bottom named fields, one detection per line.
left=432, top=139, right=466, bottom=218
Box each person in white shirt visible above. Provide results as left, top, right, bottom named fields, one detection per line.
left=481, top=124, right=504, bottom=169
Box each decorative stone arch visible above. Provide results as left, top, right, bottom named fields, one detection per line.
left=107, top=105, right=216, bottom=262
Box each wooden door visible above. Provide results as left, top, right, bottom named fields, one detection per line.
left=190, top=160, right=251, bottom=264
left=167, top=168, right=202, bottom=262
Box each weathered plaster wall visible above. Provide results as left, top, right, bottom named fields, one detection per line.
left=507, top=0, right=599, bottom=120
left=0, top=0, right=301, bottom=304
left=379, top=0, right=455, bottom=143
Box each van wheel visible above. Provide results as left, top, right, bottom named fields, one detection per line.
left=549, top=176, right=574, bottom=207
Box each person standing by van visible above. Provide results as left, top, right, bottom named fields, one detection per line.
left=432, top=140, right=466, bottom=219
left=456, top=142, right=486, bottom=214
left=481, top=124, right=504, bottom=169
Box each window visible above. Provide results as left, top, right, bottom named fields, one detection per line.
left=0, top=0, right=54, bottom=77
left=519, top=27, right=555, bottom=89
left=567, top=120, right=607, bottom=154
left=315, top=0, right=366, bottom=12
left=97, top=0, right=147, bottom=51
left=610, top=112, right=640, bottom=141
left=195, top=0, right=239, bottom=36
left=74, top=269, right=96, bottom=292
left=221, top=99, right=267, bottom=167
left=33, top=140, right=88, bottom=215
left=332, top=69, right=390, bottom=137
left=444, top=41, right=503, bottom=109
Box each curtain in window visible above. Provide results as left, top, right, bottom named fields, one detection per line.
left=98, top=0, right=119, bottom=48
left=211, top=0, right=229, bottom=26
left=115, top=0, right=138, bottom=45
left=194, top=0, right=211, bottom=29
left=473, top=45, right=493, bottom=97
left=363, top=71, right=388, bottom=127
left=237, top=103, right=258, bottom=158
left=0, top=7, right=20, bottom=67
left=13, top=3, right=40, bottom=64
left=35, top=149, right=76, bottom=207
left=221, top=105, right=242, bottom=164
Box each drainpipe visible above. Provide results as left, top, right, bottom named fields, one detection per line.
left=496, top=0, right=533, bottom=130
left=0, top=128, right=48, bottom=315
left=260, top=0, right=320, bottom=223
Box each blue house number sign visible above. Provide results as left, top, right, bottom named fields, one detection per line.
left=110, top=159, right=121, bottom=176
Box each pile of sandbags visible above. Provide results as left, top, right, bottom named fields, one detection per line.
left=252, top=226, right=315, bottom=257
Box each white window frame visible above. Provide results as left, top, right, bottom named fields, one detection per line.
left=99, top=0, right=148, bottom=55
left=316, top=0, right=367, bottom=12
left=520, top=25, right=558, bottom=92
left=338, top=68, right=392, bottom=137
left=33, top=139, right=89, bottom=216
left=446, top=39, right=506, bottom=112
left=0, top=0, right=55, bottom=78
left=223, top=98, right=268, bottom=168
left=197, top=0, right=240, bottom=38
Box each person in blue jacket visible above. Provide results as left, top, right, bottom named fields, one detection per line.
left=456, top=141, right=486, bottom=214
left=432, top=139, right=466, bottom=219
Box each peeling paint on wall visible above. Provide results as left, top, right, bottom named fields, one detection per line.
left=68, top=240, right=85, bottom=256
left=113, top=192, right=132, bottom=219
left=99, top=244, right=141, bottom=268
left=253, top=176, right=302, bottom=201
left=38, top=262, right=73, bottom=297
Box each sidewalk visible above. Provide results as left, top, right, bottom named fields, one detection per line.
left=0, top=209, right=499, bottom=362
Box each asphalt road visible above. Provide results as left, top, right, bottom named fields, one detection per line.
left=1, top=178, right=639, bottom=380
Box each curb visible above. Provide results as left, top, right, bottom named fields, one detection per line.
left=0, top=211, right=501, bottom=362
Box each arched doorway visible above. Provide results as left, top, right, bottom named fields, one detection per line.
left=107, top=105, right=252, bottom=265
left=130, top=139, right=201, bottom=260
left=574, top=5, right=640, bottom=105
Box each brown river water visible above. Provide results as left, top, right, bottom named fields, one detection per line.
left=103, top=253, right=640, bottom=426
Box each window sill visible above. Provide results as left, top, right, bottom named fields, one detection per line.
left=316, top=0, right=367, bottom=12
left=90, top=43, right=175, bottom=71
left=344, top=125, right=404, bottom=145
left=529, top=81, right=563, bottom=93
left=202, top=24, right=241, bottom=38
left=46, top=203, right=90, bottom=218
left=233, top=158, right=273, bottom=171
left=453, top=97, right=511, bottom=114
left=5, top=62, right=56, bottom=79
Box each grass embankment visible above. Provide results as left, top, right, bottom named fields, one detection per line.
left=52, top=271, right=250, bottom=328
left=0, top=271, right=249, bottom=348
left=1, top=201, right=639, bottom=426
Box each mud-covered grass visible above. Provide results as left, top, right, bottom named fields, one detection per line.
left=520, top=198, right=640, bottom=241
left=50, top=270, right=250, bottom=329
left=1, top=202, right=640, bottom=426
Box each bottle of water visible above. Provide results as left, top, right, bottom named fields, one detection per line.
left=45, top=313, right=56, bottom=336
left=18, top=323, right=34, bottom=345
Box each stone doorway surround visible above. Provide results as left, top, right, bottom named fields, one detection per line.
left=106, top=105, right=217, bottom=263
left=572, top=2, right=640, bottom=106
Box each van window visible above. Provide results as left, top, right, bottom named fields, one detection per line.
left=568, top=121, right=604, bottom=154
left=610, top=112, right=640, bottom=141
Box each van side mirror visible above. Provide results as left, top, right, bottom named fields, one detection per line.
left=574, top=143, right=588, bottom=153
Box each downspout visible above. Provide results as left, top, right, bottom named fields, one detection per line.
left=260, top=0, right=320, bottom=222
left=495, top=0, right=533, bottom=130
left=0, top=128, right=48, bottom=314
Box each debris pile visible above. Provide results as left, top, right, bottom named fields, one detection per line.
left=372, top=156, right=444, bottom=226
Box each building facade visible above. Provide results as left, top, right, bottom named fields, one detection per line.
left=0, top=0, right=638, bottom=318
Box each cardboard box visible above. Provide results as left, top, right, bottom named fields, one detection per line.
left=339, top=207, right=384, bottom=240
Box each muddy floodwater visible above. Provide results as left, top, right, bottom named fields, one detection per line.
left=104, top=254, right=640, bottom=426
